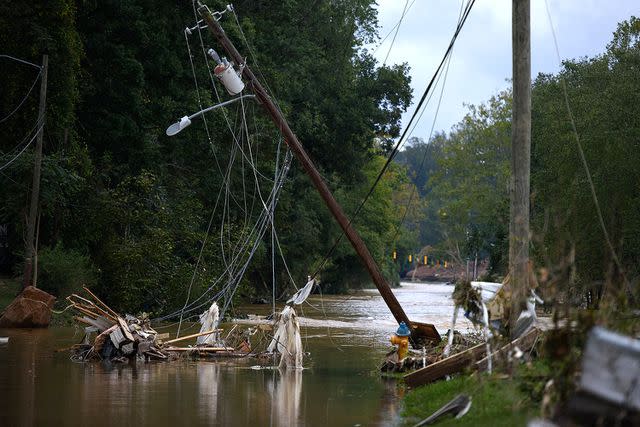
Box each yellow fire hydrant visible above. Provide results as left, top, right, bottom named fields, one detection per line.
left=390, top=322, right=411, bottom=360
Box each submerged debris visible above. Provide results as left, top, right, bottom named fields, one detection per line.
left=68, top=287, right=170, bottom=362
left=67, top=288, right=275, bottom=363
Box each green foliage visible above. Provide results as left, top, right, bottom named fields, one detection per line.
left=396, top=16, right=640, bottom=296
left=1, top=0, right=416, bottom=313
left=397, top=92, right=511, bottom=269
left=394, top=136, right=445, bottom=247
left=0, top=277, right=21, bottom=311
left=36, top=243, right=95, bottom=298
left=531, top=16, right=640, bottom=300
left=5, top=0, right=632, bottom=317
left=319, top=155, right=413, bottom=292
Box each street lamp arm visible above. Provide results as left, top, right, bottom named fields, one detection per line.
left=166, top=94, right=256, bottom=136
left=187, top=94, right=255, bottom=120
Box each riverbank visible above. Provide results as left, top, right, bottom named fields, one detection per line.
left=401, top=369, right=540, bottom=426
left=404, top=260, right=489, bottom=282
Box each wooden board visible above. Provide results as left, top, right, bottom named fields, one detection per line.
left=164, top=346, right=235, bottom=352
left=404, top=342, right=487, bottom=388
left=109, top=327, right=131, bottom=348
left=117, top=317, right=135, bottom=342
left=411, top=321, right=442, bottom=344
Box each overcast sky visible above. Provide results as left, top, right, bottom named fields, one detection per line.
left=371, top=0, right=638, bottom=143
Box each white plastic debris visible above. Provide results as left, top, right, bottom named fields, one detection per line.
left=197, top=302, right=220, bottom=346
left=286, top=279, right=315, bottom=306
left=267, top=306, right=303, bottom=369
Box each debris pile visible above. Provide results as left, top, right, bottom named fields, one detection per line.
left=67, top=289, right=257, bottom=363
left=68, top=287, right=169, bottom=362
left=381, top=331, right=483, bottom=374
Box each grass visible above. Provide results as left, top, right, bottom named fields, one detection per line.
left=401, top=370, right=539, bottom=426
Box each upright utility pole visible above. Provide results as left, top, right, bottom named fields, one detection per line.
left=197, top=3, right=439, bottom=343
left=22, top=55, right=48, bottom=290
left=509, top=1, right=531, bottom=333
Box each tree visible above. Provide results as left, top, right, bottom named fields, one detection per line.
left=530, top=17, right=640, bottom=302
left=429, top=90, right=512, bottom=267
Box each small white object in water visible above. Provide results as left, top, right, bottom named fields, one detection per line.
left=0, top=337, right=8, bottom=344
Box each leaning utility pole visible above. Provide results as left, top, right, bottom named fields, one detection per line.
left=197, top=3, right=439, bottom=343
left=22, top=54, right=48, bottom=289
left=509, top=0, right=531, bottom=333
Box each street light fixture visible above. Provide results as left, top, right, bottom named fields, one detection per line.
left=165, top=94, right=256, bottom=136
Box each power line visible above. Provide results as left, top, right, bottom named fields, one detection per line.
left=382, top=0, right=411, bottom=65
left=310, top=0, right=476, bottom=278
left=0, top=121, right=43, bottom=173
left=0, top=68, right=42, bottom=123
left=0, top=54, right=42, bottom=70
left=373, top=0, right=417, bottom=55
left=543, top=0, right=630, bottom=294
left=390, top=0, right=466, bottom=243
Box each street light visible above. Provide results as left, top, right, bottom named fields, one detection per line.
left=165, top=94, right=256, bottom=136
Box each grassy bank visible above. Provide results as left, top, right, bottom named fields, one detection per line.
left=401, top=371, right=539, bottom=426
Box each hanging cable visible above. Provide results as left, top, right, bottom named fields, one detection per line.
left=0, top=68, right=42, bottom=123
left=543, top=0, right=630, bottom=293
left=382, top=0, right=411, bottom=65
left=310, top=0, right=476, bottom=279
left=389, top=0, right=464, bottom=245
left=0, top=119, right=43, bottom=173
left=373, top=0, right=417, bottom=55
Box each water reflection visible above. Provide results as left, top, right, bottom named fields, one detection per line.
left=197, top=362, right=220, bottom=421
left=0, top=281, right=467, bottom=426
left=269, top=369, right=302, bottom=427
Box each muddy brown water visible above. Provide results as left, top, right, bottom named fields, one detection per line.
left=0, top=282, right=474, bottom=426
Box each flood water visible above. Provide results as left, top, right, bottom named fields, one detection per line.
left=0, top=282, right=474, bottom=426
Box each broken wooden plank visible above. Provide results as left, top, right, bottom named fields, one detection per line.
left=163, top=329, right=222, bottom=345
left=164, top=346, right=235, bottom=352
left=110, top=327, right=129, bottom=348
left=411, top=321, right=442, bottom=344
left=72, top=304, right=103, bottom=320
left=404, top=342, right=487, bottom=388
left=117, top=317, right=135, bottom=342
left=475, top=328, right=540, bottom=371
left=82, top=285, right=120, bottom=319
left=144, top=350, right=168, bottom=360
left=74, top=315, right=113, bottom=332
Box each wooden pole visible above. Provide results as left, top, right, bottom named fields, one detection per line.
left=197, top=4, right=439, bottom=344
left=163, top=329, right=222, bottom=345
left=509, top=0, right=531, bottom=334
left=22, top=55, right=48, bottom=290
